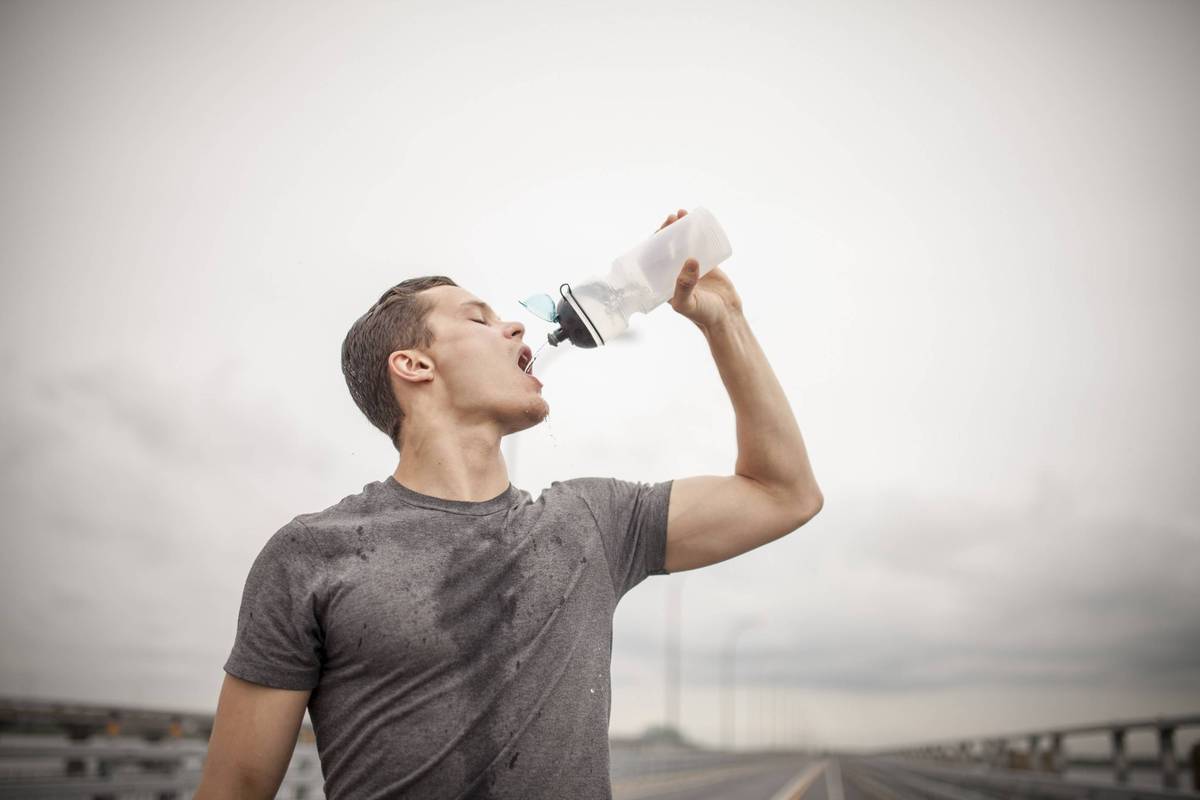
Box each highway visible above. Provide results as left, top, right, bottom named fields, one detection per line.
left=612, top=752, right=1200, bottom=800
left=2, top=695, right=1196, bottom=799
left=611, top=749, right=823, bottom=800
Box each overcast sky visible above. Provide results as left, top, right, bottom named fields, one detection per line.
left=2, top=0, right=1197, bottom=751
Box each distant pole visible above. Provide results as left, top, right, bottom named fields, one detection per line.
left=720, top=632, right=735, bottom=749
left=754, top=682, right=764, bottom=750
left=771, top=686, right=780, bottom=750
left=1190, top=743, right=1200, bottom=795
left=664, top=578, right=683, bottom=735
left=720, top=617, right=761, bottom=751
left=1159, top=726, right=1178, bottom=789
left=1113, top=728, right=1128, bottom=784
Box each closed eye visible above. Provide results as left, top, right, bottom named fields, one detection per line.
left=472, top=318, right=488, bottom=325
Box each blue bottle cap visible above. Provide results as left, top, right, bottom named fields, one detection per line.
left=518, top=293, right=559, bottom=323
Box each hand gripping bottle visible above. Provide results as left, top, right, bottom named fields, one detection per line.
left=520, top=206, right=733, bottom=348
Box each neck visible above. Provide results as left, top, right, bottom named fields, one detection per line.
left=393, top=417, right=511, bottom=503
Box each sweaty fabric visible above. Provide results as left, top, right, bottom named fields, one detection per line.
left=223, top=474, right=674, bottom=800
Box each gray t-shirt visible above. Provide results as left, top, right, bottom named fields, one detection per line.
left=223, top=474, right=674, bottom=800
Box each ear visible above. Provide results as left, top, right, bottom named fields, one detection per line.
left=389, top=349, right=434, bottom=385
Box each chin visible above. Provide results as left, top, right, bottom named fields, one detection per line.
left=504, top=396, right=550, bottom=434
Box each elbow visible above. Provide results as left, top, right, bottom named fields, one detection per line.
left=195, top=766, right=278, bottom=800
left=791, top=490, right=823, bottom=528
left=755, top=478, right=823, bottom=531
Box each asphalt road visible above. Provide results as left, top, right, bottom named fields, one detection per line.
left=611, top=749, right=1195, bottom=800
left=610, top=750, right=822, bottom=800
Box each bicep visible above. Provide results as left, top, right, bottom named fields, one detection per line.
left=664, top=474, right=819, bottom=572
left=196, top=673, right=310, bottom=799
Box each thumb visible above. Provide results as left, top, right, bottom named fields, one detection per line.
left=672, top=259, right=700, bottom=305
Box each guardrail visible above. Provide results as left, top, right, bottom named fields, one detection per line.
left=848, top=755, right=1200, bottom=800
left=875, top=713, right=1200, bottom=792
left=0, top=695, right=323, bottom=799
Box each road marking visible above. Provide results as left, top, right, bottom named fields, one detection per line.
left=769, top=759, right=827, bottom=800
left=825, top=757, right=844, bottom=800
left=613, top=760, right=799, bottom=800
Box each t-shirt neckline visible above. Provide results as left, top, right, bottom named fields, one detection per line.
left=383, top=475, right=519, bottom=516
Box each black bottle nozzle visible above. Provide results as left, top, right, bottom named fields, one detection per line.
left=548, top=293, right=600, bottom=348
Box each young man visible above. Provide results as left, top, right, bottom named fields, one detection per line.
left=196, top=209, right=822, bottom=799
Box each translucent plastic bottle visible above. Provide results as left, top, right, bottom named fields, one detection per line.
left=524, top=206, right=733, bottom=348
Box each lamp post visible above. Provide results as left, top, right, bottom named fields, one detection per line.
left=720, top=615, right=762, bottom=751
left=664, top=576, right=685, bottom=739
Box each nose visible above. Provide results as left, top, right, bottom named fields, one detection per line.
left=506, top=320, right=525, bottom=340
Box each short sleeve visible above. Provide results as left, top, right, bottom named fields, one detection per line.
left=223, top=519, right=325, bottom=690
left=560, top=476, right=674, bottom=601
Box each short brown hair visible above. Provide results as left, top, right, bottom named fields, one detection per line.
left=341, top=276, right=458, bottom=452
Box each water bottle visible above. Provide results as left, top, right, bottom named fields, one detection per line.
left=520, top=206, right=733, bottom=348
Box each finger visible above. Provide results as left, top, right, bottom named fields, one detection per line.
left=673, top=258, right=700, bottom=303
left=658, top=209, right=686, bottom=233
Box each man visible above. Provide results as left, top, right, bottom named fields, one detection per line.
left=196, top=208, right=822, bottom=799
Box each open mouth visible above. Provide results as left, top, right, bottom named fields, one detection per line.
left=516, top=345, right=533, bottom=374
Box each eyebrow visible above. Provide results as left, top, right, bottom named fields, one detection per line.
left=459, top=300, right=498, bottom=320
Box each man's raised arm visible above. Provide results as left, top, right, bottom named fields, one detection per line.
left=656, top=209, right=822, bottom=572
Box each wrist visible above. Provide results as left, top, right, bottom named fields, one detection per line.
left=699, top=308, right=747, bottom=338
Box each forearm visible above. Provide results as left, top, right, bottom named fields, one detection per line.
left=701, top=311, right=821, bottom=504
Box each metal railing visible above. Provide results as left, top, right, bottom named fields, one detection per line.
left=876, top=713, right=1200, bottom=792
left=847, top=755, right=1200, bottom=800
left=7, top=695, right=1199, bottom=798
left=0, top=695, right=323, bottom=799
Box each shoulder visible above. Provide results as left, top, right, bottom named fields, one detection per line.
left=540, top=476, right=617, bottom=508
left=521, top=477, right=608, bottom=525
left=233, top=480, right=393, bottom=573
left=544, top=476, right=607, bottom=496
left=288, top=477, right=399, bottom=543
left=251, top=517, right=320, bottom=570
left=294, top=478, right=384, bottom=525
left=544, top=476, right=670, bottom=502
left=537, top=476, right=668, bottom=520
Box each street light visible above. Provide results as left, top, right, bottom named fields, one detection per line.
left=720, top=615, right=763, bottom=750
left=664, top=576, right=686, bottom=739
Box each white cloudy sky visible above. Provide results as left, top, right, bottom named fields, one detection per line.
left=2, top=0, right=1198, bottom=751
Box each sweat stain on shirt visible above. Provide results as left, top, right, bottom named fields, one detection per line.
left=223, top=473, right=672, bottom=800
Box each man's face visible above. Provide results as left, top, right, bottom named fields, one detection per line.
left=402, top=285, right=549, bottom=436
